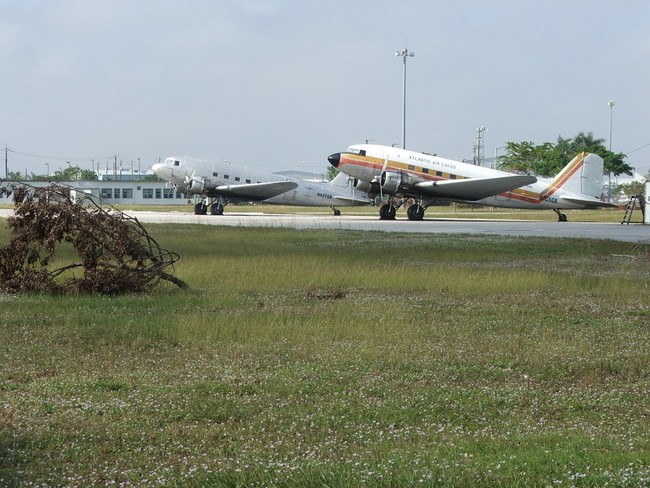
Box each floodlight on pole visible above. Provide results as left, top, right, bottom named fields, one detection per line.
left=608, top=100, right=615, bottom=151
left=607, top=99, right=614, bottom=202
left=395, top=47, right=414, bottom=149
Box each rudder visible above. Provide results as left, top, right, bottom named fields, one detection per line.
left=549, top=152, right=604, bottom=199
left=579, top=153, right=605, bottom=198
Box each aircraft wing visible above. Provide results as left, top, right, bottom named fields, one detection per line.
left=211, top=181, right=298, bottom=200
left=415, top=175, right=537, bottom=201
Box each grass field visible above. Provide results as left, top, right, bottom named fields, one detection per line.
left=1, top=221, right=649, bottom=487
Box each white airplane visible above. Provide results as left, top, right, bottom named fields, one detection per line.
left=327, top=143, right=611, bottom=221
left=152, top=156, right=369, bottom=215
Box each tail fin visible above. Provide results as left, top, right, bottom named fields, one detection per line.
left=548, top=152, right=604, bottom=199
left=328, top=171, right=354, bottom=188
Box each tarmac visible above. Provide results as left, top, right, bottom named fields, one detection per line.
left=127, top=210, right=648, bottom=243
left=1, top=209, right=647, bottom=243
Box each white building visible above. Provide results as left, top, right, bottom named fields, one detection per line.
left=0, top=180, right=188, bottom=206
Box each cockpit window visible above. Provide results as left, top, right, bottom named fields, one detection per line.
left=346, top=147, right=366, bottom=157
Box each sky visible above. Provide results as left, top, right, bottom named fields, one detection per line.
left=1, top=0, right=649, bottom=178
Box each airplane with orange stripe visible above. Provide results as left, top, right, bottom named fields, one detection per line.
left=327, top=144, right=612, bottom=221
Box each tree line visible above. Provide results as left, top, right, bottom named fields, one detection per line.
left=498, top=132, right=634, bottom=178
left=6, top=166, right=160, bottom=181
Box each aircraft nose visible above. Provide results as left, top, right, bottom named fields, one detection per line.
left=152, top=162, right=170, bottom=179
left=327, top=152, right=341, bottom=168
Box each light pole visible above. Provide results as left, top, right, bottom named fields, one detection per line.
left=395, top=47, right=414, bottom=149
left=608, top=100, right=615, bottom=202
left=608, top=100, right=615, bottom=150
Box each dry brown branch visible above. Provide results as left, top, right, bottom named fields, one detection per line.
left=0, top=182, right=187, bottom=294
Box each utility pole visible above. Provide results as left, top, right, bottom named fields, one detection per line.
left=473, top=126, right=487, bottom=165
left=5, top=144, right=8, bottom=179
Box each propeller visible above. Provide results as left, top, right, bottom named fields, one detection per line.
left=379, top=153, right=389, bottom=202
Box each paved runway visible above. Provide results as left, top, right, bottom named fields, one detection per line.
left=123, top=210, right=649, bottom=243
left=1, top=209, right=647, bottom=243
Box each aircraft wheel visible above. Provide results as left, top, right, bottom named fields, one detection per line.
left=194, top=203, right=208, bottom=215
left=211, top=203, right=224, bottom=215
left=333, top=209, right=341, bottom=216
left=553, top=209, right=568, bottom=222
left=379, top=203, right=396, bottom=220
left=407, top=204, right=425, bottom=221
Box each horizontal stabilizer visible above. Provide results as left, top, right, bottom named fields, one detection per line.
left=415, top=174, right=537, bottom=200
left=213, top=181, right=298, bottom=200
left=562, top=197, right=616, bottom=209
left=333, top=195, right=371, bottom=205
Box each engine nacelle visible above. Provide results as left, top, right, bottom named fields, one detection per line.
left=175, top=183, right=190, bottom=194
left=380, top=171, right=402, bottom=194
left=188, top=177, right=205, bottom=195
left=353, top=179, right=379, bottom=199
left=354, top=179, right=377, bottom=193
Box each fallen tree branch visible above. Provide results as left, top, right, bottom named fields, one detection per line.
left=0, top=182, right=188, bottom=294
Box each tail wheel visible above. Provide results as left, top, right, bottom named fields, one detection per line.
left=553, top=209, right=568, bottom=222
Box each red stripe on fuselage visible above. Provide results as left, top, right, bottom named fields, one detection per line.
left=496, top=155, right=585, bottom=204
left=339, top=152, right=585, bottom=204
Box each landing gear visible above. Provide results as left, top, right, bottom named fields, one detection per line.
left=407, top=203, right=425, bottom=221
left=195, top=197, right=227, bottom=215
left=553, top=209, right=567, bottom=222
left=330, top=206, right=341, bottom=216
left=379, top=203, right=397, bottom=220
left=378, top=198, right=423, bottom=220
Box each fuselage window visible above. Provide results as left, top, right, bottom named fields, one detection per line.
left=224, top=174, right=229, bottom=179
left=235, top=177, right=240, bottom=182
left=213, top=172, right=218, bottom=177
left=174, top=160, right=180, bottom=166
left=246, top=179, right=251, bottom=184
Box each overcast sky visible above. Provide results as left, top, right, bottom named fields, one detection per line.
left=2, top=0, right=649, bottom=177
